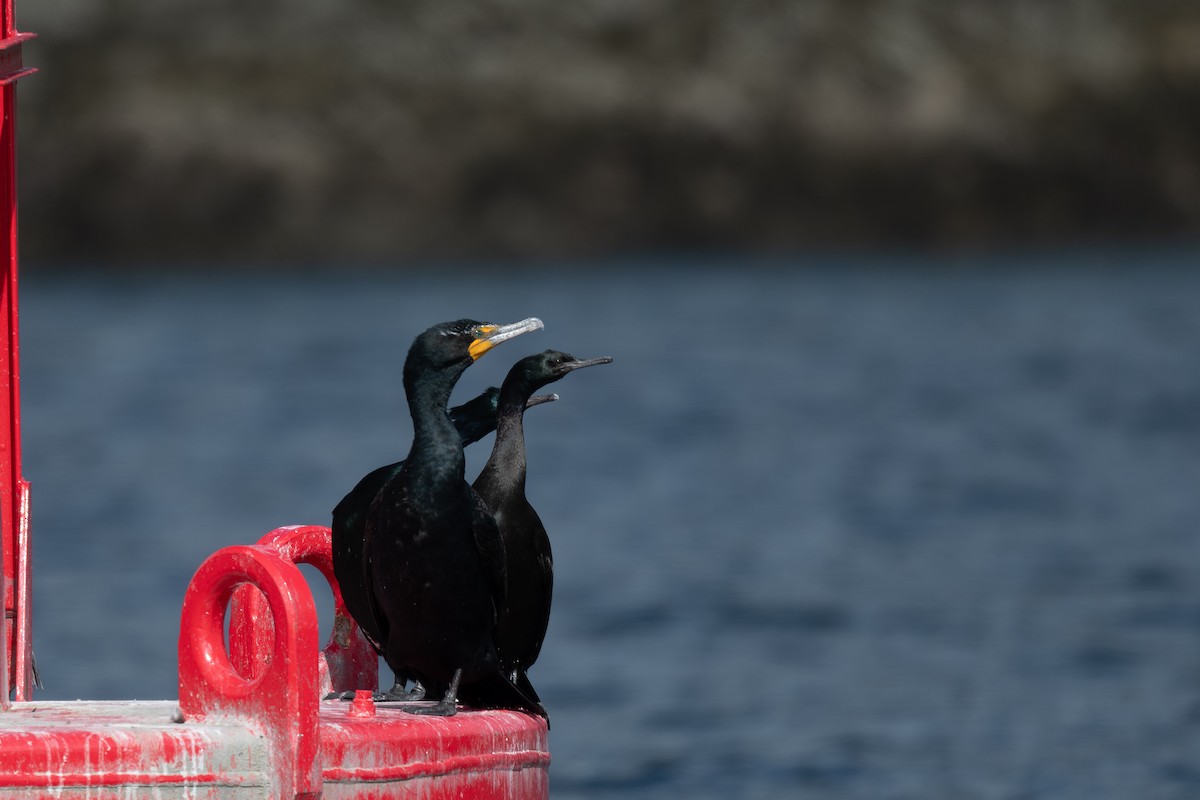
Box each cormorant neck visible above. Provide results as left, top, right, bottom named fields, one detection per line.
left=405, top=363, right=469, bottom=476
left=480, top=395, right=529, bottom=496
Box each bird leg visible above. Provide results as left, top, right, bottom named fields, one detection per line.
left=401, top=669, right=462, bottom=717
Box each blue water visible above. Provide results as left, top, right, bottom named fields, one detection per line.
left=17, top=252, right=1200, bottom=799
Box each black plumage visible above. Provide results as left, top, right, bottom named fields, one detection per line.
left=468, top=349, right=612, bottom=715
left=362, top=317, right=546, bottom=718
left=331, top=385, right=556, bottom=694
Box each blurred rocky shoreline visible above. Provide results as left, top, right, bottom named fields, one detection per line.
left=17, top=1, right=1200, bottom=266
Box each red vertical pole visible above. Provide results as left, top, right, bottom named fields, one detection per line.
left=0, top=0, right=35, bottom=702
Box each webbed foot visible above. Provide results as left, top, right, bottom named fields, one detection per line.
left=374, top=679, right=425, bottom=702
left=399, top=668, right=461, bottom=717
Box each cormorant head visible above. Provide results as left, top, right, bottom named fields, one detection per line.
left=510, top=349, right=614, bottom=393
left=408, top=317, right=545, bottom=372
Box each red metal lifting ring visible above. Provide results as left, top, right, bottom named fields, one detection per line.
left=178, top=541, right=323, bottom=798
left=227, top=525, right=379, bottom=697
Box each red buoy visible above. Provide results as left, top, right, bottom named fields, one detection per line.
left=0, top=525, right=549, bottom=798
left=0, top=7, right=550, bottom=796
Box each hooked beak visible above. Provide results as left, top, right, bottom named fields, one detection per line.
left=469, top=317, right=544, bottom=360
left=561, top=355, right=614, bottom=374
left=526, top=392, right=559, bottom=408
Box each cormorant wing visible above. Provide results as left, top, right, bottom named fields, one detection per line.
left=332, top=460, right=404, bottom=650
left=469, top=489, right=507, bottom=618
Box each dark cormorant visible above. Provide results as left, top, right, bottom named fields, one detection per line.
left=331, top=387, right=556, bottom=699
left=363, top=317, right=546, bottom=718
left=467, top=349, right=612, bottom=716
